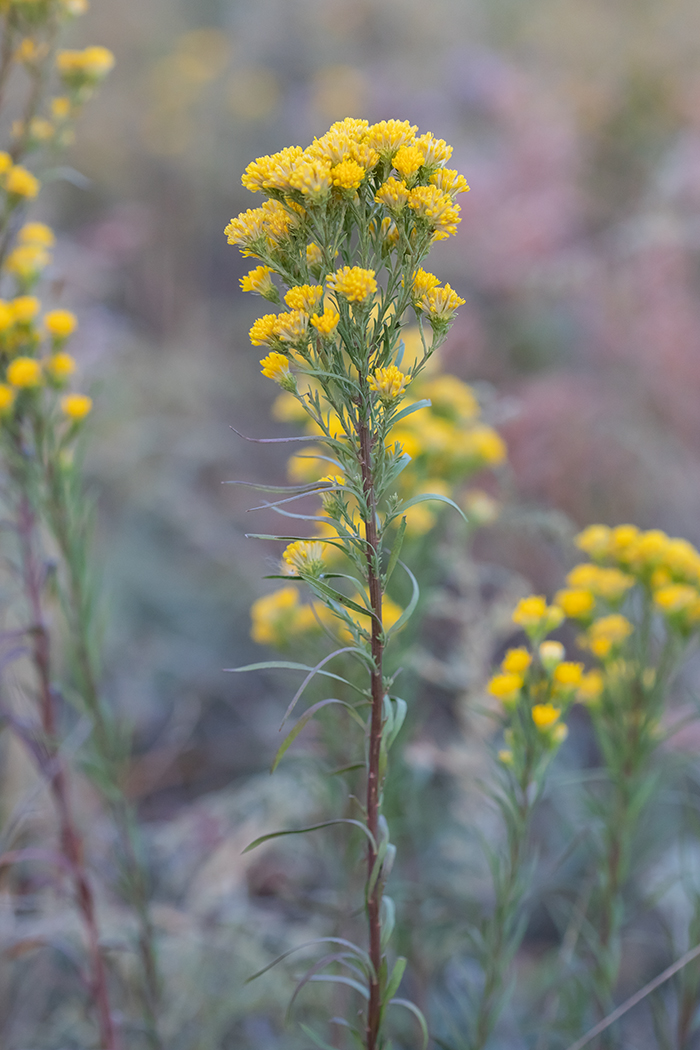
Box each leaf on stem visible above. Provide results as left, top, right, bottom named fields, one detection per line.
left=242, top=818, right=376, bottom=855
left=272, top=697, right=365, bottom=772
left=387, top=997, right=429, bottom=1050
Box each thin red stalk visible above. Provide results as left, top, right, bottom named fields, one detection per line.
left=16, top=491, right=118, bottom=1050
left=359, top=416, right=384, bottom=1050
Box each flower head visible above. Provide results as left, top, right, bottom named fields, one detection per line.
left=365, top=119, right=417, bottom=159
left=375, top=177, right=409, bottom=214
left=61, top=392, right=92, bottom=419
left=327, top=266, right=377, bottom=303
left=488, top=672, right=523, bottom=707
left=331, top=159, right=365, bottom=191
left=512, top=595, right=564, bottom=637
left=285, top=284, right=324, bottom=314
left=368, top=365, right=408, bottom=403
left=260, top=352, right=293, bottom=388
left=249, top=313, right=281, bottom=347
left=46, top=352, right=76, bottom=381
left=5, top=165, right=40, bottom=199
left=11, top=295, right=40, bottom=323
left=240, top=265, right=278, bottom=301
left=392, top=144, right=425, bottom=179
left=532, top=703, right=561, bottom=731
left=19, top=222, right=55, bottom=248
left=45, top=309, right=77, bottom=340
left=310, top=307, right=340, bottom=337
left=408, top=185, right=461, bottom=239
left=7, top=356, right=41, bottom=388
left=282, top=540, right=327, bottom=576
left=502, top=647, right=532, bottom=674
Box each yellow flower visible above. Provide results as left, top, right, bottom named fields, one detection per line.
left=554, top=587, right=595, bottom=619
left=7, top=356, right=41, bottom=388
left=249, top=313, right=281, bottom=347
left=0, top=383, right=15, bottom=414
left=5, top=166, right=40, bottom=199
left=327, top=266, right=377, bottom=303
left=584, top=614, right=633, bottom=659
left=241, top=146, right=304, bottom=193
left=416, top=283, right=465, bottom=322
left=498, top=749, right=514, bottom=765
left=44, top=309, right=78, bottom=340
left=408, top=185, right=461, bottom=238
left=310, top=307, right=340, bottom=336
left=553, top=662, right=584, bottom=689
left=285, top=284, right=324, bottom=314
left=260, top=351, right=291, bottom=385
left=375, top=177, right=409, bottom=213
left=653, top=584, right=700, bottom=627
left=365, top=119, right=418, bottom=158
left=331, top=159, right=365, bottom=191
left=577, top=670, right=604, bottom=706
left=225, top=200, right=295, bottom=253
left=288, top=157, right=332, bottom=200
left=512, top=595, right=564, bottom=635
left=4, top=244, right=50, bottom=281
left=368, top=365, right=408, bottom=403
left=0, top=152, right=11, bottom=176
left=429, top=168, right=470, bottom=195
left=502, top=647, right=532, bottom=674
left=411, top=268, right=441, bottom=299
left=488, top=672, right=523, bottom=707
left=282, top=540, right=327, bottom=576
left=57, top=46, right=115, bottom=82
left=18, top=222, right=55, bottom=248
left=46, top=352, right=76, bottom=380
left=532, top=703, right=561, bottom=731
left=240, top=265, right=277, bottom=300
left=414, top=132, right=453, bottom=166
left=575, top=524, right=612, bottom=560
left=12, top=296, right=40, bottom=323
left=392, top=144, right=426, bottom=179
left=276, top=309, right=309, bottom=345
left=0, top=301, right=13, bottom=331
left=61, top=393, right=92, bottom=419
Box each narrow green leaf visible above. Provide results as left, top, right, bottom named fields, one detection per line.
left=388, top=998, right=429, bottom=1050
left=243, top=818, right=376, bottom=855
left=380, top=896, right=396, bottom=952
left=389, top=398, right=431, bottom=426
left=308, top=974, right=369, bottom=998
left=384, top=956, right=406, bottom=1002
left=395, top=491, right=467, bottom=522
left=225, top=660, right=366, bottom=697
left=272, top=698, right=365, bottom=773
left=385, top=561, right=419, bottom=637
left=281, top=647, right=370, bottom=726
left=246, top=936, right=372, bottom=984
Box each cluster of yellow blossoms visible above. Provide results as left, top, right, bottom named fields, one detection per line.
left=0, top=222, right=91, bottom=423
left=488, top=524, right=700, bottom=760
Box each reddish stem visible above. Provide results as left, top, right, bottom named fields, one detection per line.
left=359, top=417, right=384, bottom=1050
left=16, top=491, right=118, bottom=1050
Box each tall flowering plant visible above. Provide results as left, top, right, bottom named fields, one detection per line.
left=0, top=7, right=160, bottom=1049
left=227, top=117, right=469, bottom=1049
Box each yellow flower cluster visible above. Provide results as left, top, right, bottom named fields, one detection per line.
left=368, top=365, right=408, bottom=403
left=559, top=524, right=700, bottom=636
left=488, top=630, right=577, bottom=762
left=250, top=587, right=323, bottom=647
left=56, top=46, right=115, bottom=86
left=0, top=153, right=40, bottom=200
left=0, top=265, right=91, bottom=422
